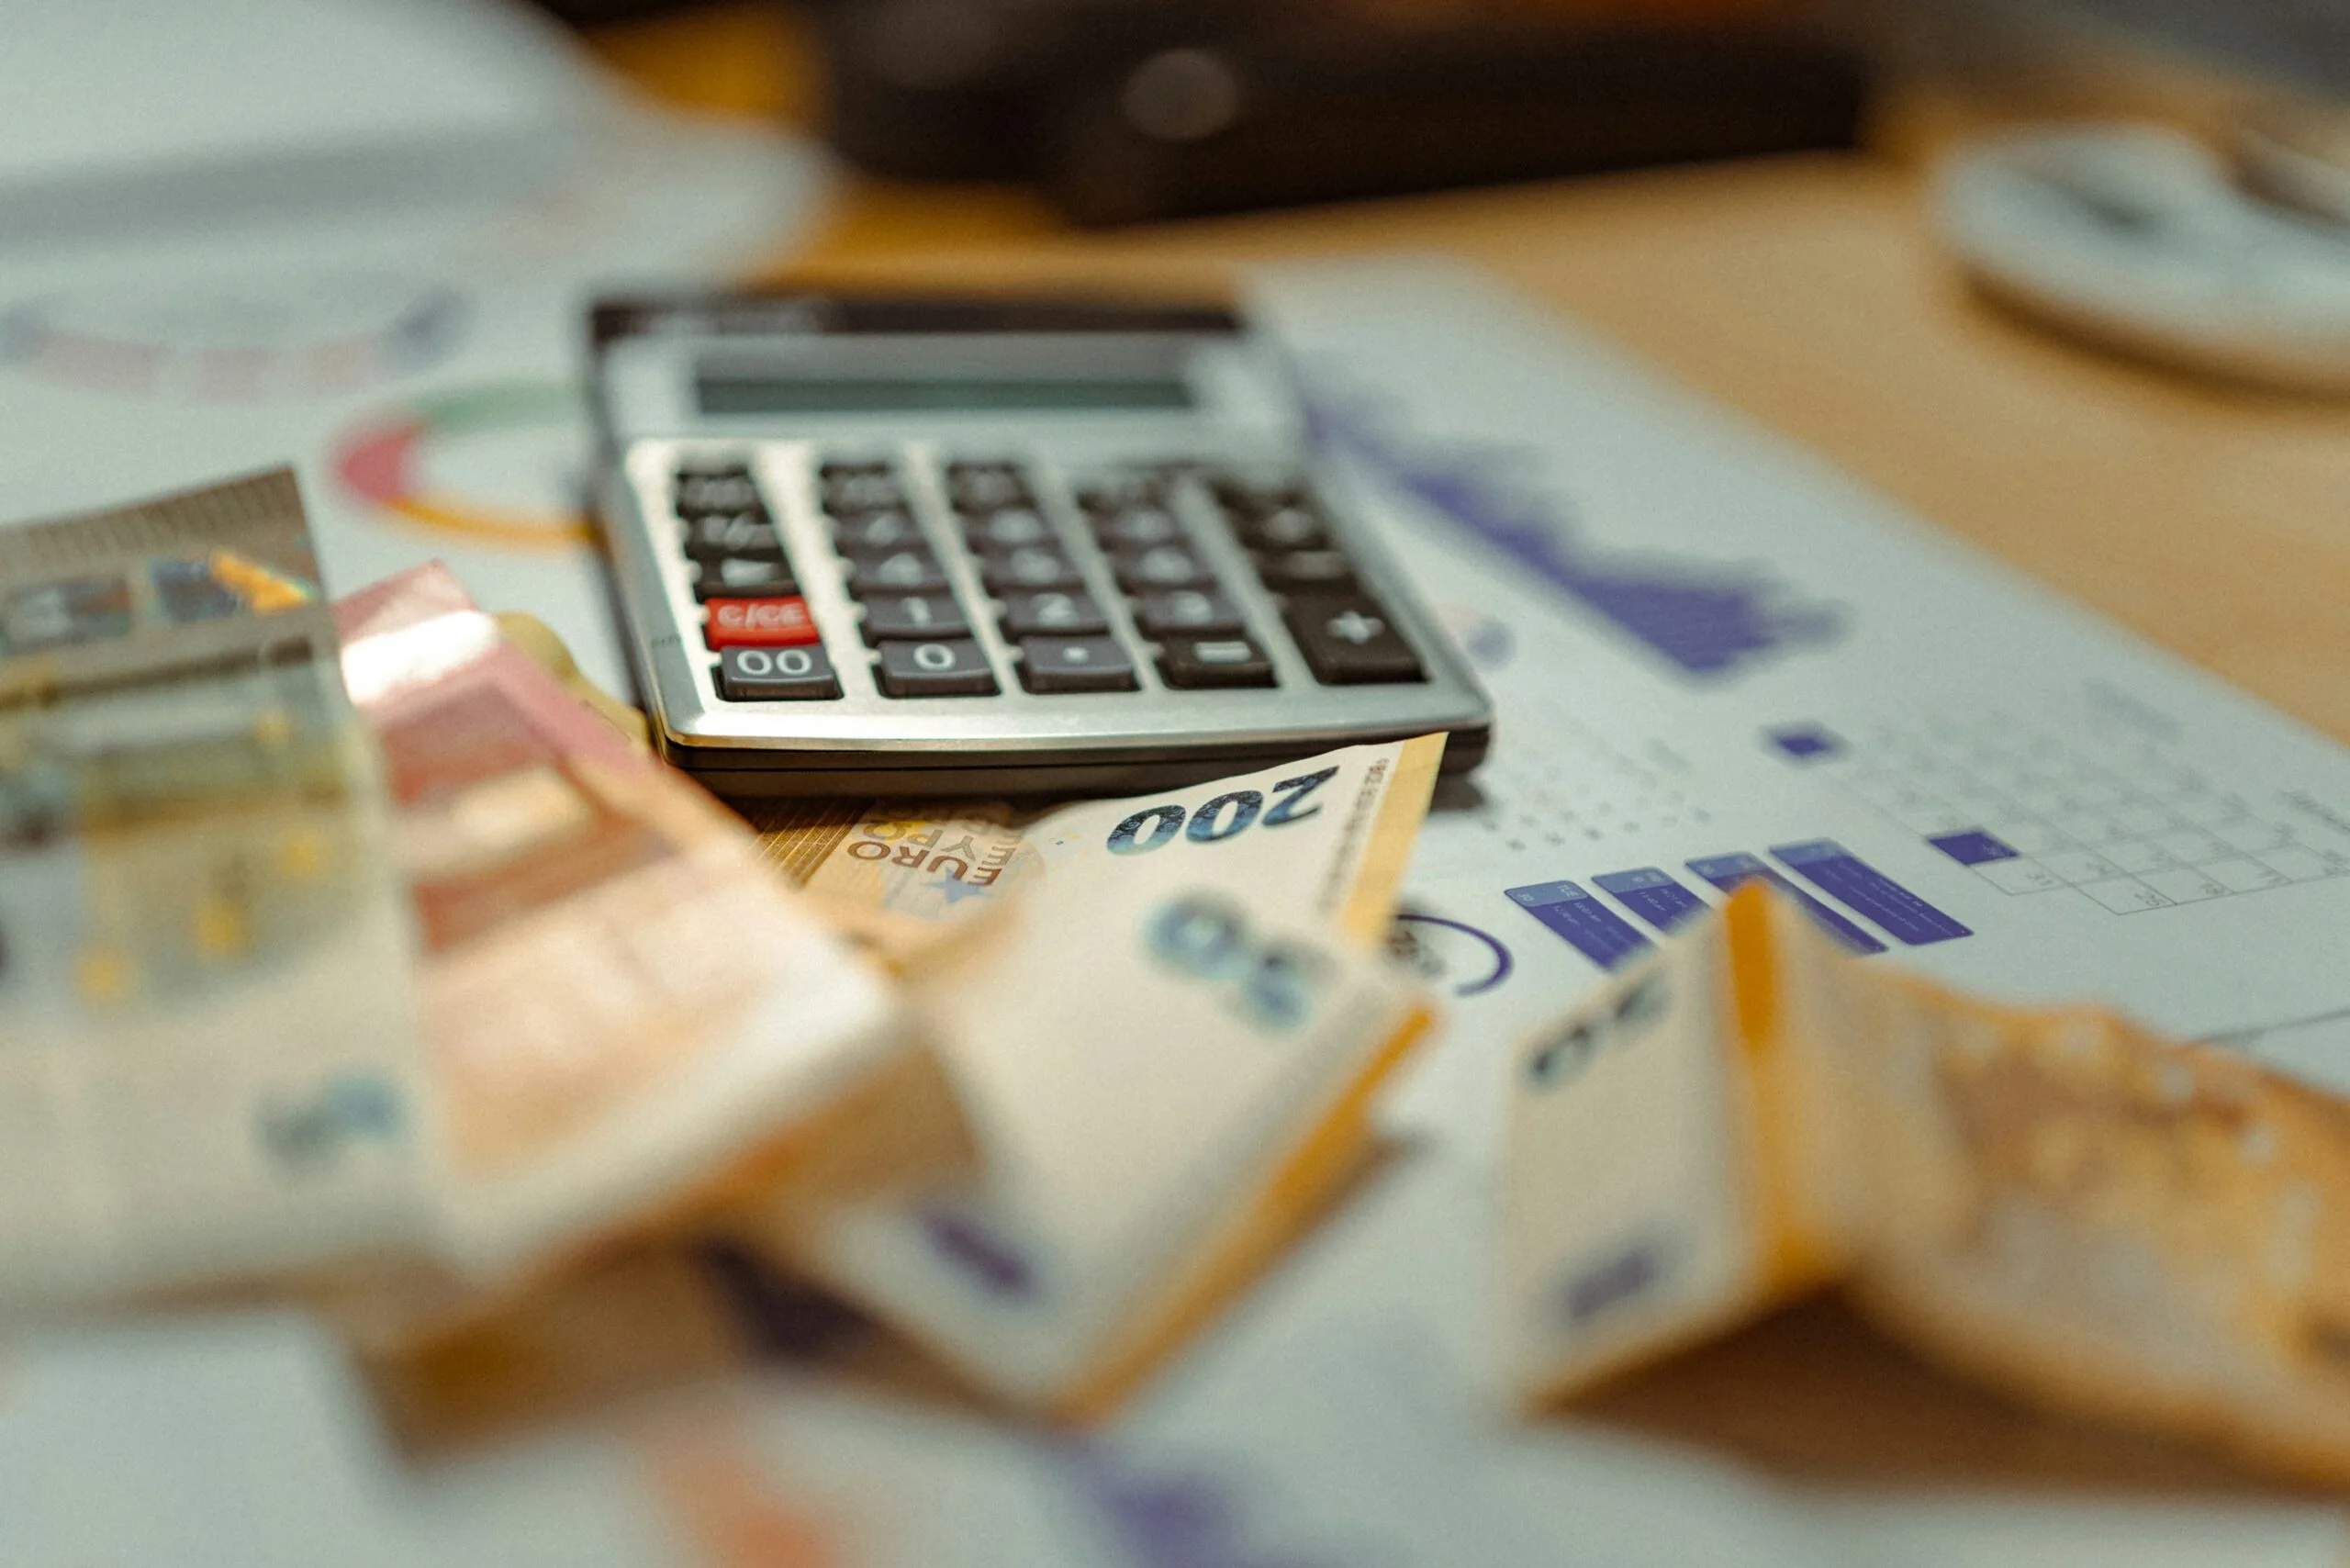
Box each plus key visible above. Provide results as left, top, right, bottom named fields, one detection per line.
left=1281, top=592, right=1425, bottom=684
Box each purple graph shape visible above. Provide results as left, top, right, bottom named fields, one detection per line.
left=1063, top=1446, right=1348, bottom=1568
left=1306, top=391, right=1841, bottom=679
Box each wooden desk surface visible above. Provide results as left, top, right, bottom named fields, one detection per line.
left=588, top=6, right=2350, bottom=1506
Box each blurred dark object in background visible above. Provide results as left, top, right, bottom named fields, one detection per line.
left=803, top=0, right=1868, bottom=225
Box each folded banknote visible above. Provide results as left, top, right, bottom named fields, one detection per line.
left=732, top=741, right=1448, bottom=1417
left=0, top=470, right=431, bottom=1307
left=1503, top=884, right=2350, bottom=1486
left=334, top=565, right=957, bottom=1332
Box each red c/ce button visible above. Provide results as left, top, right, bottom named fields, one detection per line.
left=704, top=596, right=821, bottom=649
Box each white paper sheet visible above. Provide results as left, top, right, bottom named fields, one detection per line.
left=6, top=256, right=2345, bottom=1567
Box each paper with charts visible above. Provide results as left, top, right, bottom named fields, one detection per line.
left=1280, top=260, right=2350, bottom=1099
left=11, top=256, right=2350, bottom=1568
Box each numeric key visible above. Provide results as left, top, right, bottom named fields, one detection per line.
left=819, top=464, right=905, bottom=512
left=830, top=509, right=924, bottom=552
left=1091, top=504, right=1184, bottom=550
left=946, top=461, right=1034, bottom=511
left=675, top=466, right=759, bottom=514
left=688, top=555, right=795, bottom=600
left=681, top=510, right=784, bottom=559
left=980, top=546, right=1083, bottom=592
left=718, top=644, right=840, bottom=700
left=862, top=591, right=971, bottom=642
left=875, top=638, right=998, bottom=697
left=1113, top=543, right=1216, bottom=592
left=962, top=507, right=1053, bottom=551
left=1233, top=502, right=1328, bottom=552
left=1133, top=588, right=1244, bottom=638
left=1000, top=589, right=1109, bottom=637
left=843, top=547, right=951, bottom=595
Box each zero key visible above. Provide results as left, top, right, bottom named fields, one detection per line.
left=875, top=638, right=998, bottom=697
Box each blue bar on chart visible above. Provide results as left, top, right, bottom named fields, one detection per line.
left=1684, top=853, right=1887, bottom=955
left=1593, top=868, right=1713, bottom=934
left=1770, top=839, right=1973, bottom=946
left=1764, top=722, right=1845, bottom=762
left=1927, top=829, right=2019, bottom=867
left=1505, top=880, right=1654, bottom=971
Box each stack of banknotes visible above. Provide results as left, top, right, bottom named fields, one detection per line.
left=6, top=474, right=2348, bottom=1487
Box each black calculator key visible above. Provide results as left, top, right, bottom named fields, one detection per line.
left=980, top=546, right=1082, bottom=592
left=1235, top=503, right=1329, bottom=552
left=1133, top=588, right=1245, bottom=638
left=718, top=644, right=840, bottom=700
left=1158, top=634, right=1276, bottom=689
left=946, top=462, right=1033, bottom=511
left=875, top=638, right=998, bottom=697
left=843, top=547, right=951, bottom=595
left=681, top=511, right=785, bottom=559
left=830, top=509, right=923, bottom=551
left=1113, top=543, right=1216, bottom=592
left=689, top=555, right=796, bottom=600
left=861, top=591, right=971, bottom=642
left=674, top=468, right=760, bottom=514
left=999, top=588, right=1109, bottom=637
left=1282, top=593, right=1426, bottom=684
left=962, top=507, right=1052, bottom=552
left=1090, top=505, right=1183, bottom=550
left=1018, top=636, right=1138, bottom=693
left=819, top=467, right=905, bottom=512
left=1254, top=549, right=1357, bottom=591
left=1213, top=476, right=1309, bottom=516
left=1078, top=473, right=1167, bottom=513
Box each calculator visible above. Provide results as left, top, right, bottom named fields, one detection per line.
left=588, top=291, right=1492, bottom=797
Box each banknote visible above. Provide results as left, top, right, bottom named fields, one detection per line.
left=334, top=564, right=952, bottom=1330
left=0, top=470, right=433, bottom=1308
left=752, top=866, right=1435, bottom=1417
left=747, top=734, right=1448, bottom=966
left=1502, top=883, right=2350, bottom=1486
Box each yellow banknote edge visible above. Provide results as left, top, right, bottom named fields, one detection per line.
left=1333, top=733, right=1448, bottom=948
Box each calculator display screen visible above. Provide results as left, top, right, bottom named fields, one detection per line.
left=695, top=370, right=1195, bottom=416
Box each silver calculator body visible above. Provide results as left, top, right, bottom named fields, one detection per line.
left=590, top=293, right=1492, bottom=798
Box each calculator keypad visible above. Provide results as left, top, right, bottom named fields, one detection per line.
left=668, top=453, right=1427, bottom=705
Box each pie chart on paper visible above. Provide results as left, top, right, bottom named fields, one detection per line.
left=333, top=381, right=597, bottom=552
